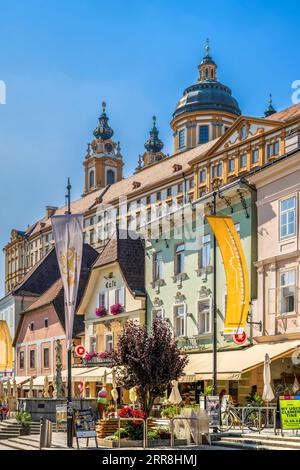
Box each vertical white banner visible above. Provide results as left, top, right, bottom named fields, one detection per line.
left=51, top=215, right=83, bottom=350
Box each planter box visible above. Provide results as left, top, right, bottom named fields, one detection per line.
left=98, top=438, right=187, bottom=448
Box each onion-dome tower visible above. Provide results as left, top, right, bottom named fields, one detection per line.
left=135, top=116, right=166, bottom=172
left=83, top=102, right=123, bottom=194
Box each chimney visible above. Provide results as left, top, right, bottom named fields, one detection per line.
left=46, top=206, right=58, bottom=218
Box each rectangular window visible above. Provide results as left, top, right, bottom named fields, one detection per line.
left=174, top=305, right=185, bottom=337
left=105, top=333, right=114, bottom=352
left=43, top=348, right=49, bottom=368
left=29, top=321, right=34, bottom=331
left=153, top=251, right=164, bottom=281
left=114, top=287, right=124, bottom=306
left=280, top=270, right=296, bottom=314
left=175, top=243, right=185, bottom=274
left=212, top=163, right=222, bottom=178
left=199, top=168, right=206, bottom=183
left=99, top=292, right=108, bottom=309
left=274, top=141, right=279, bottom=155
left=90, top=336, right=97, bottom=353
left=199, top=125, right=209, bottom=144
left=199, top=234, right=211, bottom=268
left=251, top=149, right=259, bottom=164
left=178, top=183, right=183, bottom=193
left=29, top=350, right=35, bottom=369
left=189, top=178, right=194, bottom=189
left=156, top=191, right=161, bottom=201
left=167, top=187, right=172, bottom=198
left=19, top=351, right=24, bottom=369
left=240, top=154, right=247, bottom=168
left=280, top=197, right=296, bottom=238
left=44, top=318, right=48, bottom=328
left=146, top=195, right=151, bottom=205
left=228, top=159, right=235, bottom=173
left=198, top=300, right=211, bottom=334
left=179, top=129, right=185, bottom=149
left=267, top=141, right=279, bottom=158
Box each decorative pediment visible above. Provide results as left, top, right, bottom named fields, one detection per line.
left=207, top=116, right=282, bottom=155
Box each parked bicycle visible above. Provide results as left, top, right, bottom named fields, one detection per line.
left=219, top=403, right=267, bottom=432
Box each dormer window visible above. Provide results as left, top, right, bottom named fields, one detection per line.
left=89, top=170, right=95, bottom=189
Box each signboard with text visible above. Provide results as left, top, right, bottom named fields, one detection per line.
left=74, top=408, right=96, bottom=438
left=279, top=395, right=300, bottom=430
left=205, top=396, right=221, bottom=427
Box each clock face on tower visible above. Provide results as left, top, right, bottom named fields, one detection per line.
left=104, top=142, right=113, bottom=153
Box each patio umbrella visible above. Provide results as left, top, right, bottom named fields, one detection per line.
left=43, top=376, right=49, bottom=398
left=168, top=380, right=182, bottom=405
left=12, top=378, right=17, bottom=398
left=6, top=378, right=11, bottom=398
left=293, top=375, right=300, bottom=394
left=28, top=377, right=34, bottom=398
left=111, top=369, right=118, bottom=402
left=262, top=353, right=275, bottom=402
left=129, top=387, right=137, bottom=404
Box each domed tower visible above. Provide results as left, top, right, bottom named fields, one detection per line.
left=171, top=40, right=241, bottom=153
left=135, top=115, right=166, bottom=172
left=83, top=102, right=123, bottom=194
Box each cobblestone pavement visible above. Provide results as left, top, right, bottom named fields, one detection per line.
left=0, top=433, right=235, bottom=451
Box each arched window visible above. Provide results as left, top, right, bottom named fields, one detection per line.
left=89, top=170, right=95, bottom=189
left=107, top=169, right=115, bottom=185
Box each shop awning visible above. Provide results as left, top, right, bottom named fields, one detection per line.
left=74, top=367, right=113, bottom=382
left=180, top=340, right=300, bottom=382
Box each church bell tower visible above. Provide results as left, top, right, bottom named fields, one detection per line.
left=83, top=102, right=123, bottom=194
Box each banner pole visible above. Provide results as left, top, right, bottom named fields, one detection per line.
left=66, top=177, right=73, bottom=448
left=212, top=190, right=218, bottom=433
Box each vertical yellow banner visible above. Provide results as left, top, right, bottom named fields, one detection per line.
left=0, top=320, right=13, bottom=371
left=206, top=216, right=250, bottom=335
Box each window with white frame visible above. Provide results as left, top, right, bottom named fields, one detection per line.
left=179, top=129, right=185, bottom=149
left=280, top=197, right=296, bottom=239
left=99, top=292, right=108, bottom=309
left=174, top=304, right=185, bottom=337
left=114, top=287, right=124, bottom=305
left=280, top=269, right=296, bottom=314
left=198, top=299, right=211, bottom=334
left=199, top=234, right=211, bottom=268
left=199, top=125, right=209, bottom=144
left=153, top=251, right=163, bottom=281
left=90, top=336, right=97, bottom=353
left=175, top=243, right=185, bottom=274
left=105, top=333, right=114, bottom=352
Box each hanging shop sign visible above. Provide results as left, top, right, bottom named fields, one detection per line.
left=279, top=396, right=300, bottom=430
left=206, top=216, right=250, bottom=336
left=233, top=331, right=247, bottom=345
left=0, top=320, right=13, bottom=371
left=74, top=344, right=86, bottom=357
left=205, top=395, right=221, bottom=427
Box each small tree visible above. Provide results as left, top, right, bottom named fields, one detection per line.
left=112, top=319, right=189, bottom=417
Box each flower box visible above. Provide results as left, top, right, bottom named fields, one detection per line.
left=95, top=306, right=107, bottom=317
left=110, top=303, right=123, bottom=315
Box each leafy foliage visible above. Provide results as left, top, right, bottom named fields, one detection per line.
left=112, top=319, right=189, bottom=416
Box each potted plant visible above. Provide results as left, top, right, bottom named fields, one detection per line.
left=16, top=411, right=32, bottom=435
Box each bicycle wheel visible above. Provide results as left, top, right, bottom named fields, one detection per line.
left=244, top=409, right=266, bottom=432
left=219, top=411, right=234, bottom=432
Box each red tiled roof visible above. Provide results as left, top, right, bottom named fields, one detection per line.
left=265, top=103, right=300, bottom=122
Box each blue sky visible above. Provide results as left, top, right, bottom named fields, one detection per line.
left=0, top=0, right=299, bottom=296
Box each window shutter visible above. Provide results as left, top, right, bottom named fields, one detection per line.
left=120, top=287, right=125, bottom=306
left=104, top=292, right=109, bottom=310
